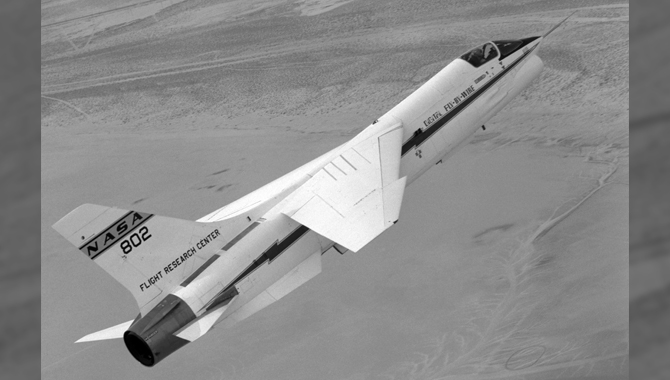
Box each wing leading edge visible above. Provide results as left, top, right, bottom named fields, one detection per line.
left=283, top=121, right=407, bottom=252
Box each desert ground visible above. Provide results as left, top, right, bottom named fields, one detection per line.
left=41, top=0, right=628, bottom=379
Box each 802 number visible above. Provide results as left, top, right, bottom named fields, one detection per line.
left=120, top=226, right=152, bottom=254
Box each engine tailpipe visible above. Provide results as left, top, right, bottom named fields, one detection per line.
left=123, top=294, right=196, bottom=367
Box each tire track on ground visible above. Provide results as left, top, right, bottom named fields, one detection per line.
left=41, top=96, right=92, bottom=119
left=531, top=158, right=618, bottom=242
left=41, top=41, right=341, bottom=95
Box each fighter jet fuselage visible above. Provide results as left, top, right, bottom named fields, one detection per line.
left=54, top=33, right=547, bottom=367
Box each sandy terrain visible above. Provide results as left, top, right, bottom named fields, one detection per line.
left=41, top=0, right=628, bottom=379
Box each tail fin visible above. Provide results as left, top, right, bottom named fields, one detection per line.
left=53, top=204, right=228, bottom=314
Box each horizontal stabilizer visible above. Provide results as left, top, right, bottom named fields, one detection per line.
left=75, top=320, right=134, bottom=343
left=266, top=248, right=322, bottom=300
left=176, top=304, right=230, bottom=342
left=219, top=251, right=322, bottom=328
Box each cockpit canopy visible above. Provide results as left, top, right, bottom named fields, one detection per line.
left=459, top=37, right=540, bottom=67
left=459, top=42, right=499, bottom=68
left=492, top=40, right=523, bottom=60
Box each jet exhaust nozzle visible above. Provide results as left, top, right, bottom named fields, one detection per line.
left=123, top=294, right=196, bottom=367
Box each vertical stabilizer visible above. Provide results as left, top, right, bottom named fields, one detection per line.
left=53, top=204, right=230, bottom=314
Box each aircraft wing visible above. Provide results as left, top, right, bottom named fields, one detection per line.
left=283, top=121, right=407, bottom=252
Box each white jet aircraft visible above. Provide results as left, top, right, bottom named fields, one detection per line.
left=53, top=16, right=572, bottom=367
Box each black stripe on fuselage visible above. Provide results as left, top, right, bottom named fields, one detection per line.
left=180, top=253, right=221, bottom=287
left=222, top=221, right=261, bottom=251
left=222, top=224, right=310, bottom=293
left=400, top=45, right=536, bottom=156
left=180, top=222, right=262, bottom=288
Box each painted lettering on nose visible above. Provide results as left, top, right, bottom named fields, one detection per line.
left=423, top=111, right=443, bottom=127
